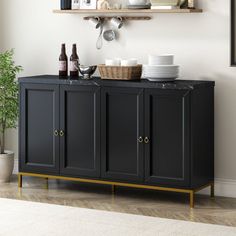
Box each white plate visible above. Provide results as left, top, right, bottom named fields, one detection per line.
left=144, top=75, right=178, bottom=79
left=143, top=66, right=179, bottom=72
left=144, top=68, right=179, bottom=71
left=148, top=54, right=174, bottom=65
left=143, top=64, right=178, bottom=67
left=143, top=64, right=179, bottom=67
left=143, top=72, right=179, bottom=76
left=146, top=77, right=177, bottom=82
left=143, top=71, right=179, bottom=75
left=143, top=65, right=179, bottom=69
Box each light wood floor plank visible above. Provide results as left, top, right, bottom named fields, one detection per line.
left=0, top=175, right=236, bottom=227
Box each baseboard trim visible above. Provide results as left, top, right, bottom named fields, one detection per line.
left=198, top=178, right=236, bottom=198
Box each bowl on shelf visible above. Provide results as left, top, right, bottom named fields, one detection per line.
left=142, top=64, right=179, bottom=82
left=129, top=0, right=147, bottom=5
left=148, top=54, right=174, bottom=65
left=79, top=65, right=97, bottom=79
left=150, top=0, right=179, bottom=6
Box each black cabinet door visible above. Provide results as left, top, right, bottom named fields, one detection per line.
left=144, top=89, right=190, bottom=187
left=19, top=84, right=60, bottom=174
left=60, top=85, right=100, bottom=178
left=101, top=87, right=144, bottom=182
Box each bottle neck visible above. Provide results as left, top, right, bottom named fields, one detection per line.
left=61, top=44, right=66, bottom=54
left=72, top=44, right=77, bottom=55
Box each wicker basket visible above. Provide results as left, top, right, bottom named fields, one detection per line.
left=98, top=64, right=142, bottom=81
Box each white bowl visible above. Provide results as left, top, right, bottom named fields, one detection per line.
left=114, top=58, right=121, bottom=66
left=129, top=58, right=138, bottom=66
left=121, top=59, right=137, bottom=66
left=150, top=0, right=179, bottom=5
left=105, top=59, right=119, bottom=66
left=143, top=64, right=179, bottom=79
left=148, top=54, right=174, bottom=65
left=143, top=64, right=179, bottom=71
left=147, top=78, right=177, bottom=82
left=129, top=0, right=147, bottom=5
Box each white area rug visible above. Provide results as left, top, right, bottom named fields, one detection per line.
left=0, top=198, right=235, bottom=236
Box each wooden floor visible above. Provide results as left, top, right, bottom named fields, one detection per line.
left=1, top=175, right=236, bottom=227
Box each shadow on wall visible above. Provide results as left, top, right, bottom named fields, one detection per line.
left=202, top=73, right=236, bottom=180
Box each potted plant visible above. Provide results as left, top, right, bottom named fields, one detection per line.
left=0, top=49, right=22, bottom=183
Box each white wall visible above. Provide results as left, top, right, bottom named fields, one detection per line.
left=1, top=0, right=236, bottom=197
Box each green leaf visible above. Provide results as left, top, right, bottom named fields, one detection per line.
left=0, top=49, right=23, bottom=153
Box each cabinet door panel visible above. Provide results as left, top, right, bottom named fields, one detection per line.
left=101, top=87, right=144, bottom=182
left=19, top=84, right=59, bottom=174
left=60, top=85, right=100, bottom=178
left=145, top=89, right=190, bottom=187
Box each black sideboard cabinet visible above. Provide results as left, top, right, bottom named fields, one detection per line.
left=18, top=76, right=215, bottom=208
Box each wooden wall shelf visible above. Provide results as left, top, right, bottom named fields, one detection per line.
left=53, top=8, right=202, bottom=14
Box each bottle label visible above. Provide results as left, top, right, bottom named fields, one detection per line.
left=188, top=0, right=194, bottom=8
left=70, top=60, right=79, bottom=72
left=59, top=61, right=67, bottom=71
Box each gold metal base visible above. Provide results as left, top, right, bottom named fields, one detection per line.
left=18, top=172, right=213, bottom=208
left=18, top=174, right=22, bottom=188
left=111, top=185, right=116, bottom=194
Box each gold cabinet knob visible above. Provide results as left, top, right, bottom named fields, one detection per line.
left=60, top=130, right=65, bottom=137
left=144, top=137, right=150, bottom=144
left=54, top=130, right=59, bottom=136
left=138, top=136, right=144, bottom=143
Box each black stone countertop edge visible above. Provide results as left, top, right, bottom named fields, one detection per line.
left=18, top=75, right=215, bottom=90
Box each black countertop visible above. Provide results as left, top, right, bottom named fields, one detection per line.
left=18, top=75, right=215, bottom=90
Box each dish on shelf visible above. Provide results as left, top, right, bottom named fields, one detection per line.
left=127, top=4, right=151, bottom=9
left=143, top=64, right=179, bottom=71
left=128, top=0, right=147, bottom=5
left=150, top=0, right=179, bottom=6
left=142, top=64, right=179, bottom=81
left=148, top=54, right=174, bottom=65
left=146, top=77, right=177, bottom=82
left=79, top=65, right=97, bottom=79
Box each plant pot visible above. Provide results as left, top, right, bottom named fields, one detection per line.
left=0, top=151, right=14, bottom=183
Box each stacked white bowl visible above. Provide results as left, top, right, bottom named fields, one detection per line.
left=142, top=55, right=179, bottom=82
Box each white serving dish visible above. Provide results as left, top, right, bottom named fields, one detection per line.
left=143, top=69, right=179, bottom=74
left=143, top=72, right=179, bottom=76
left=143, top=64, right=179, bottom=72
left=147, top=77, right=177, bottom=82
left=143, top=74, right=178, bottom=78
left=143, top=64, right=179, bottom=79
left=105, top=59, right=120, bottom=66
left=148, top=54, right=174, bottom=65
left=150, top=0, right=179, bottom=5
left=121, top=59, right=138, bottom=66
left=129, top=0, right=147, bottom=5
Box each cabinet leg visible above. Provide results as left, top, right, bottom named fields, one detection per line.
left=111, top=185, right=116, bottom=194
left=18, top=174, right=22, bottom=188
left=45, top=178, right=48, bottom=189
left=210, top=182, right=215, bottom=198
left=190, top=191, right=194, bottom=208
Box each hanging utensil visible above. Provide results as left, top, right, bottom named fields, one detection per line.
left=96, top=23, right=103, bottom=50
left=103, top=30, right=116, bottom=41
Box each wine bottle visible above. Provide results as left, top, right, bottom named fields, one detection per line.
left=60, top=0, right=71, bottom=10
left=70, top=44, right=79, bottom=78
left=59, top=44, right=68, bottom=77
left=188, top=0, right=195, bottom=9
left=72, top=0, right=80, bottom=10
